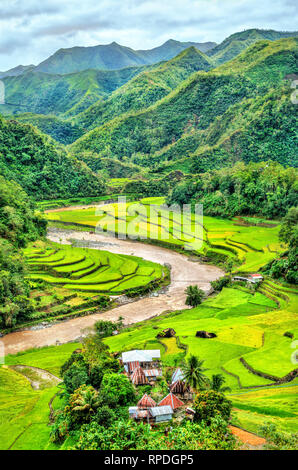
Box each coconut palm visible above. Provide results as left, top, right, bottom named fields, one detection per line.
left=185, top=285, right=204, bottom=307
left=209, top=374, right=231, bottom=393
left=181, top=355, right=209, bottom=391
left=73, top=387, right=100, bottom=416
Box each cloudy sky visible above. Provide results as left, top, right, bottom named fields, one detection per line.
left=0, top=0, right=297, bottom=70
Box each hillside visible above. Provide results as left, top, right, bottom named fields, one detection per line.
left=69, top=38, right=298, bottom=174
left=0, top=115, right=105, bottom=199
left=1, top=66, right=145, bottom=117
left=73, top=47, right=214, bottom=132
left=34, top=39, right=216, bottom=75
left=207, top=28, right=298, bottom=64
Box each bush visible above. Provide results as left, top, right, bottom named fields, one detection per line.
left=211, top=276, right=230, bottom=292
left=193, top=390, right=232, bottom=425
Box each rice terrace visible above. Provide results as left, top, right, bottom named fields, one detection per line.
left=0, top=1, right=297, bottom=455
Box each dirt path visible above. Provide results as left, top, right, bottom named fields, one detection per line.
left=2, top=227, right=223, bottom=355
left=9, top=365, right=62, bottom=389
left=229, top=425, right=266, bottom=450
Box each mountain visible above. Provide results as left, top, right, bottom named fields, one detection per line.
left=0, top=64, right=35, bottom=79
left=207, top=28, right=298, bottom=64
left=72, top=47, right=214, bottom=132
left=69, top=38, right=298, bottom=174
left=1, top=65, right=146, bottom=117
left=34, top=39, right=216, bottom=75
left=0, top=115, right=105, bottom=199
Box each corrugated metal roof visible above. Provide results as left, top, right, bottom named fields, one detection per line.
left=137, top=394, right=156, bottom=408
left=144, top=369, right=162, bottom=377
left=122, top=349, right=161, bottom=363
left=171, top=368, right=185, bottom=384
left=159, top=392, right=184, bottom=409
left=130, top=366, right=148, bottom=385
left=170, top=380, right=188, bottom=394
left=150, top=405, right=173, bottom=417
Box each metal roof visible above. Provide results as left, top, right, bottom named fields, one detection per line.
left=122, top=349, right=161, bottom=363
left=150, top=405, right=173, bottom=417
left=171, top=368, right=185, bottom=384
left=159, top=392, right=184, bottom=409
left=137, top=394, right=157, bottom=408
left=144, top=369, right=162, bottom=377
left=130, top=366, right=148, bottom=385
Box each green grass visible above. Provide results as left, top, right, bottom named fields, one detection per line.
left=0, top=366, right=59, bottom=450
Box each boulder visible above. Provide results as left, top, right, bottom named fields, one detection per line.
left=196, top=330, right=217, bottom=339
left=157, top=328, right=176, bottom=338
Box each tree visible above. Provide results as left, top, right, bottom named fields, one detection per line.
left=185, top=285, right=205, bottom=307
left=193, top=390, right=232, bottom=425
left=63, top=362, right=90, bottom=394
left=100, top=373, right=135, bottom=406
left=209, top=374, right=231, bottom=393
left=65, top=385, right=100, bottom=427
left=94, top=319, right=123, bottom=339
left=181, top=355, right=209, bottom=391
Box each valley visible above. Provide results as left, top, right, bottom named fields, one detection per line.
left=0, top=23, right=297, bottom=452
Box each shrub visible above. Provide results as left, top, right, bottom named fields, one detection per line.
left=193, top=390, right=232, bottom=425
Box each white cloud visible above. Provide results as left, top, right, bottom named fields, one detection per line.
left=0, top=0, right=297, bottom=70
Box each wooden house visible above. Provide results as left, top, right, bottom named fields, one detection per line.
left=130, top=366, right=148, bottom=385
left=137, top=394, right=156, bottom=409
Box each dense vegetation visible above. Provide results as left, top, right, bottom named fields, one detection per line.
left=264, top=207, right=298, bottom=283
left=72, top=47, right=213, bottom=132
left=208, top=28, right=298, bottom=64
left=0, top=176, right=47, bottom=328
left=0, top=115, right=105, bottom=200
left=168, top=161, right=298, bottom=219
left=2, top=66, right=145, bottom=117
left=32, top=39, right=216, bottom=75
left=70, top=38, right=298, bottom=174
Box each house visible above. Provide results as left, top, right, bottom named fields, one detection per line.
left=149, top=406, right=173, bottom=423
left=129, top=406, right=150, bottom=421
left=144, top=369, right=162, bottom=381
left=159, top=392, right=184, bottom=410
left=137, top=394, right=156, bottom=409
left=170, top=380, right=189, bottom=397
left=233, top=274, right=263, bottom=284
left=130, top=366, right=149, bottom=385
left=121, top=350, right=161, bottom=373
left=171, top=368, right=185, bottom=384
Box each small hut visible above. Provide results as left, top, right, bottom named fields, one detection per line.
left=130, top=366, right=148, bottom=385
left=150, top=406, right=173, bottom=423
left=159, top=392, right=184, bottom=410
left=137, top=394, right=156, bottom=409
left=170, top=380, right=189, bottom=396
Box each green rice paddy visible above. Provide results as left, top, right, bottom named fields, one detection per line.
left=46, top=199, right=283, bottom=272
left=25, top=241, right=165, bottom=295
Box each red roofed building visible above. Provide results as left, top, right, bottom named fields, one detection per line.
left=137, top=394, right=157, bottom=409
left=130, top=366, right=148, bottom=385
left=159, top=392, right=184, bottom=409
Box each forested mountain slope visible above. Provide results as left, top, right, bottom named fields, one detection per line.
left=72, top=47, right=213, bottom=131
left=34, top=39, right=216, bottom=74
left=69, top=38, right=298, bottom=174
left=207, top=28, right=298, bottom=64
left=0, top=115, right=105, bottom=200
left=1, top=66, right=146, bottom=117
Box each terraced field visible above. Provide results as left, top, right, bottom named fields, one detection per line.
left=104, top=282, right=298, bottom=393
left=46, top=198, right=283, bottom=272
left=25, top=241, right=165, bottom=295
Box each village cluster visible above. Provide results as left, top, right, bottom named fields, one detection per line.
left=120, top=349, right=194, bottom=424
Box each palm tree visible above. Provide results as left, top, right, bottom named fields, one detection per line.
left=185, top=285, right=205, bottom=307
left=181, top=355, right=209, bottom=391
left=209, top=374, right=231, bottom=393
left=73, top=387, right=100, bottom=416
